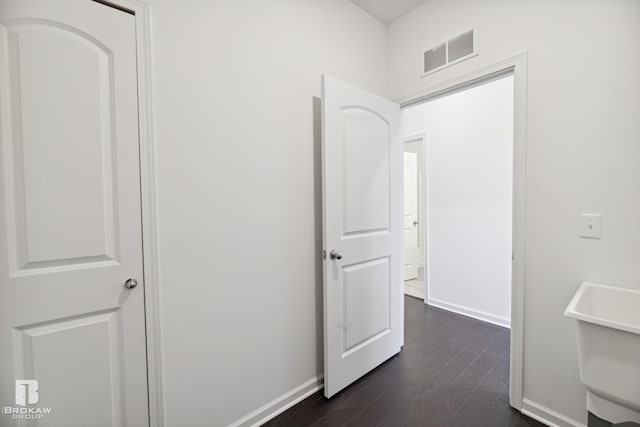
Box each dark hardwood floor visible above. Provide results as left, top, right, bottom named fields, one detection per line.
left=264, top=296, right=545, bottom=427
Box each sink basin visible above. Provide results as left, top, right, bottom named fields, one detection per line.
left=565, top=282, right=640, bottom=424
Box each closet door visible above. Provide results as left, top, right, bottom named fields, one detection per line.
left=0, top=1, right=149, bottom=425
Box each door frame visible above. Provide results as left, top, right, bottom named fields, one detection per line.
left=403, top=133, right=428, bottom=300
left=396, top=52, right=528, bottom=411
left=93, top=1, right=163, bottom=425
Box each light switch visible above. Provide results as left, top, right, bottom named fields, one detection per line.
left=580, top=214, right=602, bottom=239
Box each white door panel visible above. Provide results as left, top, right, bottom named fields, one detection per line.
left=342, top=258, right=390, bottom=352
left=403, top=153, right=418, bottom=280
left=343, top=108, right=390, bottom=233
left=322, top=75, right=403, bottom=398
left=11, top=23, right=117, bottom=268
left=0, top=1, right=148, bottom=426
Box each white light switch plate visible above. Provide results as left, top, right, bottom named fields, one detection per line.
left=580, top=214, right=602, bottom=239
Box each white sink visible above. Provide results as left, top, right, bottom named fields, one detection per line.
left=565, top=282, right=640, bottom=424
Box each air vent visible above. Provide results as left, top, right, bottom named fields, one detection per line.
left=422, top=29, right=477, bottom=76
left=448, top=30, right=474, bottom=62
left=423, top=43, right=446, bottom=73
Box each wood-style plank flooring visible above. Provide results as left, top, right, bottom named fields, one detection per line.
left=264, top=296, right=544, bottom=427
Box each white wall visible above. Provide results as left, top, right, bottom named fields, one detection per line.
left=390, top=0, right=640, bottom=423
left=404, top=76, right=513, bottom=327
left=148, top=1, right=388, bottom=425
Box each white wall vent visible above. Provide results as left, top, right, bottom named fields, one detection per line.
left=422, top=29, right=477, bottom=77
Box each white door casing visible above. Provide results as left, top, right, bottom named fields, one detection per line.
left=403, top=152, right=418, bottom=280
left=0, top=1, right=149, bottom=426
left=322, top=75, right=403, bottom=398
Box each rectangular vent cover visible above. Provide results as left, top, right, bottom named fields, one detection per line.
left=424, top=43, right=446, bottom=73
left=423, top=30, right=476, bottom=76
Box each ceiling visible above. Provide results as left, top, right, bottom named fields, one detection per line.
left=350, top=0, right=428, bottom=25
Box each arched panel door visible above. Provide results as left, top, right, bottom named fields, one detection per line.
left=322, top=75, right=403, bottom=397
left=0, top=1, right=148, bottom=426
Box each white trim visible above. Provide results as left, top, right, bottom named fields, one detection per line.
left=522, top=399, right=586, bottom=427
left=98, top=1, right=164, bottom=426
left=403, top=133, right=426, bottom=144
left=397, top=52, right=528, bottom=411
left=229, top=376, right=324, bottom=427
left=427, top=298, right=511, bottom=329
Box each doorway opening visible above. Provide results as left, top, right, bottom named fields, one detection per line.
left=321, top=53, right=526, bottom=409
left=403, top=134, right=426, bottom=300
left=396, top=59, right=527, bottom=411
left=401, top=73, right=514, bottom=329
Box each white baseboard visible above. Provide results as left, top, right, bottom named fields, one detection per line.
left=229, top=375, right=324, bottom=427
left=522, top=398, right=586, bottom=427
left=427, top=297, right=511, bottom=328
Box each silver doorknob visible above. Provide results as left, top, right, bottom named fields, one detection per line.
left=329, top=250, right=343, bottom=260
left=124, top=278, right=138, bottom=289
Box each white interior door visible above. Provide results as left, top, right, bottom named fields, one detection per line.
left=403, top=152, right=418, bottom=280
left=322, top=75, right=403, bottom=398
left=0, top=1, right=149, bottom=426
